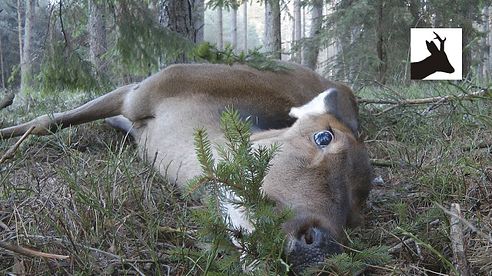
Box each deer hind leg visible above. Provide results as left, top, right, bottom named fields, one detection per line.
left=0, top=84, right=135, bottom=139
left=105, top=115, right=141, bottom=140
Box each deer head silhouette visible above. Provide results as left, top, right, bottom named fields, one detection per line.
left=411, top=32, right=454, bottom=80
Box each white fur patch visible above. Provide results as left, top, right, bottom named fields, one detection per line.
left=221, top=190, right=260, bottom=271
left=289, top=88, right=336, bottom=118
left=221, top=190, right=254, bottom=233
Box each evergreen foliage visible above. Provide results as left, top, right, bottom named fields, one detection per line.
left=318, top=245, right=392, bottom=275
left=206, top=0, right=244, bottom=10
left=113, top=0, right=195, bottom=74
left=194, top=42, right=290, bottom=71
left=181, top=109, right=292, bottom=275
left=0, top=1, right=21, bottom=88
left=38, top=42, right=98, bottom=93
left=319, top=0, right=489, bottom=85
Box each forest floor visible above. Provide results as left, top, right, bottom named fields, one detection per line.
left=0, top=81, right=491, bottom=275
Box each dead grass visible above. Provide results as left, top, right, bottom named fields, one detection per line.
left=0, top=83, right=491, bottom=275
left=1, top=93, right=199, bottom=274
left=354, top=82, right=492, bottom=275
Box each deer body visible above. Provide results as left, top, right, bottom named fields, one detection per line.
left=411, top=32, right=454, bottom=80
left=0, top=62, right=372, bottom=271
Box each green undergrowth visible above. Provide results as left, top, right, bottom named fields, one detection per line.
left=1, top=80, right=491, bottom=275
left=356, top=81, right=492, bottom=275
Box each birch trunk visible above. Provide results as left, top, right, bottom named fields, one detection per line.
left=0, top=37, right=5, bottom=89
left=218, top=7, right=223, bottom=49
left=484, top=6, right=491, bottom=80
left=243, top=1, right=248, bottom=51
left=231, top=7, right=237, bottom=49
left=20, top=0, right=35, bottom=92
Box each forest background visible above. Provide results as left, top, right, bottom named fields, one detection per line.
left=0, top=0, right=491, bottom=275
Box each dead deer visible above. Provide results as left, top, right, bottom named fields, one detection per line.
left=411, top=32, right=455, bottom=80
left=0, top=62, right=372, bottom=271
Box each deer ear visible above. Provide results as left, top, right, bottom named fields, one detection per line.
left=426, top=41, right=439, bottom=54
left=323, top=89, right=359, bottom=134
left=289, top=89, right=359, bottom=135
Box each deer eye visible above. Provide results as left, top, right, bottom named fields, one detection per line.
left=314, top=130, right=334, bottom=147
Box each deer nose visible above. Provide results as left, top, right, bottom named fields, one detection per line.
left=286, top=226, right=342, bottom=272
left=297, top=226, right=340, bottom=252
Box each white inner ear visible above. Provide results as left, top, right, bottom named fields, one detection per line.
left=289, top=89, right=335, bottom=119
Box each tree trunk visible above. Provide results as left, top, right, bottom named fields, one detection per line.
left=231, top=7, right=237, bottom=49
left=0, top=36, right=5, bottom=89
left=161, top=1, right=196, bottom=63
left=243, top=1, right=247, bottom=51
left=88, top=0, right=107, bottom=77
left=293, top=0, right=301, bottom=63
left=302, top=0, right=323, bottom=70
left=17, top=0, right=23, bottom=70
left=264, top=0, right=281, bottom=59
left=483, top=5, right=491, bottom=80
left=375, top=0, right=387, bottom=84
left=194, top=0, right=204, bottom=42
left=217, top=7, right=223, bottom=49
left=302, top=6, right=306, bottom=62
left=488, top=6, right=492, bottom=78
left=462, top=12, right=473, bottom=79
left=20, top=0, right=35, bottom=92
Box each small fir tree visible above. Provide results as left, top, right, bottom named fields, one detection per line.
left=184, top=108, right=292, bottom=275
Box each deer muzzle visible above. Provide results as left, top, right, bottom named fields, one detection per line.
left=285, top=226, right=341, bottom=272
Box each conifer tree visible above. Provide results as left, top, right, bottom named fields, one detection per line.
left=183, top=109, right=290, bottom=274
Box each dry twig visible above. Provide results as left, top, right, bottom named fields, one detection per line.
left=359, top=89, right=490, bottom=115
left=6, top=234, right=146, bottom=276
left=435, top=202, right=492, bottom=243
left=449, top=203, right=471, bottom=276
left=0, top=125, right=35, bottom=164
left=0, top=241, right=69, bottom=260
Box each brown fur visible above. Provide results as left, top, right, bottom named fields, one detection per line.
left=0, top=62, right=371, bottom=266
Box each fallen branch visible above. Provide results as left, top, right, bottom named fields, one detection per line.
left=359, top=89, right=490, bottom=112
left=435, top=202, right=492, bottom=244
left=0, top=241, right=69, bottom=260
left=0, top=125, right=35, bottom=164
left=0, top=93, right=14, bottom=110
left=6, top=234, right=146, bottom=276
left=449, top=203, right=471, bottom=276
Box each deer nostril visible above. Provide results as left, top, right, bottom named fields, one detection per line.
left=303, top=230, right=314, bottom=245
left=299, top=227, right=322, bottom=246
